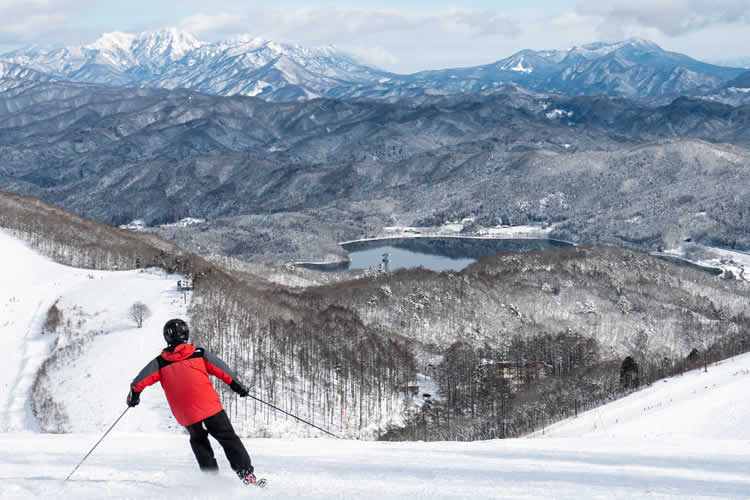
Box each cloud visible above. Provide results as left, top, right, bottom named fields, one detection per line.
left=180, top=7, right=520, bottom=44
left=0, top=1, right=67, bottom=40
left=345, top=46, right=400, bottom=68
left=0, top=0, right=96, bottom=45
left=177, top=7, right=522, bottom=72
left=177, top=12, right=237, bottom=36
left=577, top=0, right=750, bottom=38
left=444, top=9, right=521, bottom=37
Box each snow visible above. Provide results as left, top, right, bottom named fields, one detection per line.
left=244, top=79, right=271, bottom=97
left=118, top=219, right=146, bottom=230
left=509, top=56, right=533, bottom=73
left=412, top=373, right=442, bottom=409
left=3, top=432, right=750, bottom=498
left=0, top=232, right=67, bottom=432
left=87, top=32, right=137, bottom=58
left=479, top=224, right=554, bottom=238
left=0, top=229, right=187, bottom=433
left=48, top=269, right=189, bottom=434
left=2, top=230, right=750, bottom=498
left=159, top=217, right=206, bottom=229
left=662, top=243, right=750, bottom=281
left=535, top=353, right=750, bottom=441
left=568, top=39, right=659, bottom=60
left=546, top=109, right=574, bottom=120
left=119, top=217, right=206, bottom=231
left=379, top=223, right=471, bottom=238
left=350, top=224, right=556, bottom=244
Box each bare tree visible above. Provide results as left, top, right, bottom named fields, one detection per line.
left=129, top=301, right=152, bottom=328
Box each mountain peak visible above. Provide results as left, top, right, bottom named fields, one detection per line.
left=139, top=27, right=199, bottom=44
left=624, top=37, right=662, bottom=49
left=88, top=31, right=137, bottom=52
left=0, top=32, right=742, bottom=101
left=84, top=28, right=203, bottom=66
left=226, top=35, right=271, bottom=48
left=132, top=27, right=203, bottom=60
left=569, top=39, right=663, bottom=59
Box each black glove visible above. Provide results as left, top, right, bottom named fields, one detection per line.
left=230, top=380, right=249, bottom=397
left=127, top=389, right=141, bottom=407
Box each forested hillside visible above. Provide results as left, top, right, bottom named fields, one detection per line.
left=1, top=78, right=750, bottom=262
left=0, top=191, right=417, bottom=437
left=2, top=193, right=749, bottom=440
left=287, top=246, right=750, bottom=438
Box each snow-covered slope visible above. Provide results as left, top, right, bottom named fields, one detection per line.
left=2, top=422, right=750, bottom=498
left=2, top=32, right=743, bottom=101
left=0, top=61, right=55, bottom=93
left=1, top=229, right=750, bottom=498
left=0, top=229, right=186, bottom=434
left=535, top=352, right=750, bottom=441
left=0, top=28, right=387, bottom=101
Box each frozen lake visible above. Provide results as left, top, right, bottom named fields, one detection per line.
left=342, top=237, right=573, bottom=272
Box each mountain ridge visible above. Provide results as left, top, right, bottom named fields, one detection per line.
left=1, top=30, right=745, bottom=101
left=1, top=78, right=749, bottom=260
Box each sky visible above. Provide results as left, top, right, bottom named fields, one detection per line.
left=0, top=1, right=749, bottom=72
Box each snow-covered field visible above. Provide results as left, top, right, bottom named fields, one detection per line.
left=375, top=222, right=554, bottom=241
left=534, top=355, right=750, bottom=441
left=0, top=229, right=189, bottom=435
left=662, top=243, right=750, bottom=281
left=2, top=230, right=750, bottom=499
left=4, top=432, right=750, bottom=499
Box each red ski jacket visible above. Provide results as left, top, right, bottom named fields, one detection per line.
left=130, top=344, right=240, bottom=426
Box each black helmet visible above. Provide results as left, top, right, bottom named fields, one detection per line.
left=163, top=318, right=189, bottom=346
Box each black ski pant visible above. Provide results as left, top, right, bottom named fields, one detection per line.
left=185, top=409, right=253, bottom=474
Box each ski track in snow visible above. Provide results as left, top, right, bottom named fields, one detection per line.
left=0, top=231, right=87, bottom=432
left=1, top=434, right=750, bottom=499
left=3, top=295, right=53, bottom=432
left=2, top=231, right=750, bottom=498
left=0, top=229, right=188, bottom=434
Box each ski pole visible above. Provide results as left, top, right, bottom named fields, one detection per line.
left=65, top=407, right=130, bottom=481
left=246, top=393, right=341, bottom=439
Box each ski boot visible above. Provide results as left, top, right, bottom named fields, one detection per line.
left=238, top=469, right=267, bottom=488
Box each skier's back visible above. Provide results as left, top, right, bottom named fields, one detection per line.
left=127, top=318, right=260, bottom=485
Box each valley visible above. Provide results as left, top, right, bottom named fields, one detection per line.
left=0, top=22, right=749, bottom=499
left=1, top=228, right=749, bottom=498
left=0, top=77, right=749, bottom=263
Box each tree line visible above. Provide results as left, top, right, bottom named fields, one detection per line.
left=190, top=279, right=417, bottom=438
left=382, top=318, right=750, bottom=442
left=6, top=190, right=750, bottom=441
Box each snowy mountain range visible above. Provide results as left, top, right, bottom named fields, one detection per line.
left=2, top=75, right=750, bottom=260
left=0, top=61, right=55, bottom=93
left=0, top=28, right=389, bottom=101
left=1, top=29, right=745, bottom=101
left=707, top=70, right=750, bottom=105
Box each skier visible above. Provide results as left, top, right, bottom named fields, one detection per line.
left=127, top=318, right=261, bottom=486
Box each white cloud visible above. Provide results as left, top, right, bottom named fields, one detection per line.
left=576, top=0, right=750, bottom=38
left=178, top=12, right=237, bottom=36
left=345, top=46, right=401, bottom=69
left=177, top=7, right=522, bottom=71
left=0, top=0, right=97, bottom=45
left=181, top=7, right=520, bottom=41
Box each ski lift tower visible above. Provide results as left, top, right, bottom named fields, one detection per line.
left=177, top=274, right=194, bottom=304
